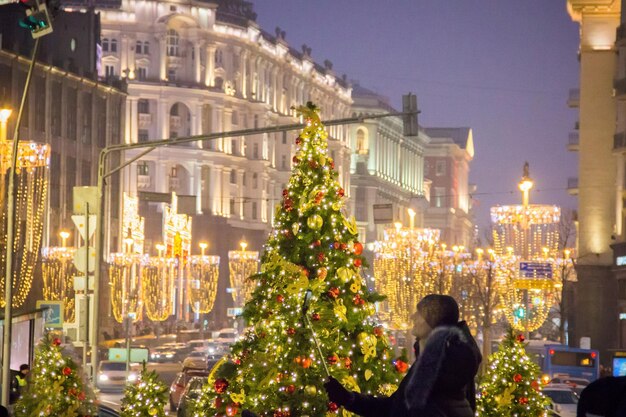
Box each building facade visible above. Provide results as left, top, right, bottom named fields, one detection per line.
left=567, top=0, right=622, bottom=360
left=65, top=0, right=353, bottom=327
left=349, top=84, right=429, bottom=245
left=422, top=127, right=475, bottom=248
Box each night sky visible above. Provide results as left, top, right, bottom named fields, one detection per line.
left=253, top=0, right=580, bottom=234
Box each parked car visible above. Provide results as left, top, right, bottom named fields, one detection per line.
left=96, top=360, right=138, bottom=392
left=182, top=351, right=208, bottom=371
left=543, top=384, right=578, bottom=417
left=169, top=370, right=210, bottom=411
left=549, top=377, right=589, bottom=395
left=177, top=376, right=208, bottom=417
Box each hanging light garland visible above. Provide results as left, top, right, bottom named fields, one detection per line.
left=228, top=242, right=259, bottom=308
left=142, top=249, right=176, bottom=322
left=0, top=141, right=50, bottom=307
left=108, top=252, right=143, bottom=323
left=41, top=246, right=77, bottom=322
left=188, top=254, right=220, bottom=314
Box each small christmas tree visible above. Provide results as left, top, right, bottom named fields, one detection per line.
left=476, top=329, right=549, bottom=416
left=192, top=103, right=401, bottom=417
left=14, top=332, right=97, bottom=417
left=120, top=362, right=168, bottom=417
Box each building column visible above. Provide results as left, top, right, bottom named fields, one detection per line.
left=617, top=153, right=625, bottom=237
left=157, top=99, right=169, bottom=140
left=129, top=97, right=138, bottom=144
left=205, top=44, right=216, bottom=87
left=194, top=42, right=202, bottom=84
left=240, top=50, right=248, bottom=98
left=158, top=34, right=167, bottom=80
left=271, top=67, right=278, bottom=111
left=221, top=167, right=230, bottom=216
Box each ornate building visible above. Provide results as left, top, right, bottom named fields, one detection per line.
left=423, top=127, right=475, bottom=248
left=62, top=0, right=353, bottom=326
left=349, top=84, right=429, bottom=244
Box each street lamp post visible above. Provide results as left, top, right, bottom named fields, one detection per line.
left=60, top=230, right=70, bottom=248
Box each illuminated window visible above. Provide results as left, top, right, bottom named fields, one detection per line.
left=166, top=29, right=179, bottom=57
left=356, top=128, right=368, bottom=154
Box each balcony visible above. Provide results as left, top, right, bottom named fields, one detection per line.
left=137, top=174, right=151, bottom=189
left=615, top=132, right=626, bottom=153
left=615, top=78, right=626, bottom=99
left=567, top=177, right=579, bottom=196
left=567, top=88, right=579, bottom=108
left=138, top=113, right=152, bottom=129
left=567, top=132, right=579, bottom=151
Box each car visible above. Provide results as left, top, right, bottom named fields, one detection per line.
left=96, top=360, right=138, bottom=392
left=549, top=377, right=589, bottom=395
left=182, top=351, right=208, bottom=371
left=177, top=376, right=208, bottom=417
left=543, top=384, right=578, bottom=417
left=149, top=345, right=178, bottom=363
left=214, top=328, right=239, bottom=344
left=169, top=370, right=210, bottom=411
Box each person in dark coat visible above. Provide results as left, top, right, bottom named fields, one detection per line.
left=323, top=294, right=482, bottom=417
left=576, top=375, right=626, bottom=417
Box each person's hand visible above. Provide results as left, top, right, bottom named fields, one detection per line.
left=323, top=376, right=355, bottom=406
left=242, top=410, right=258, bottom=417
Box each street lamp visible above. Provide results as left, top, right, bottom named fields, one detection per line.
left=155, top=243, right=165, bottom=258
left=59, top=230, right=70, bottom=248
left=0, top=108, right=12, bottom=142
left=199, top=242, right=208, bottom=257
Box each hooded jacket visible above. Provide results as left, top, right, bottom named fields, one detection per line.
left=343, top=321, right=481, bottom=417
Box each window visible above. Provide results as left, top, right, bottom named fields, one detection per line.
left=166, top=29, right=179, bottom=57
left=110, top=39, right=117, bottom=53
left=137, top=162, right=149, bottom=176
left=105, top=65, right=115, bottom=77
left=281, top=155, right=287, bottom=169
left=143, top=41, right=149, bottom=55
left=170, top=166, right=178, bottom=178
left=138, top=130, right=149, bottom=142
left=138, top=99, right=149, bottom=114
left=253, top=143, right=259, bottom=159
left=102, top=38, right=109, bottom=52
left=229, top=199, right=235, bottom=215
left=252, top=202, right=257, bottom=220
left=433, top=187, right=444, bottom=208
left=231, top=111, right=238, bottom=125
left=137, top=67, right=147, bottom=80
left=252, top=173, right=258, bottom=189
left=242, top=172, right=247, bottom=186
left=215, top=49, right=223, bottom=66
left=167, top=68, right=176, bottom=81
left=135, top=40, right=142, bottom=54
left=253, top=115, right=258, bottom=128
left=230, top=169, right=236, bottom=184
left=282, top=131, right=287, bottom=144
left=436, top=160, right=446, bottom=176
left=356, top=128, right=367, bottom=153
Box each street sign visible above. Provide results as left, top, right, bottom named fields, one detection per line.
left=73, top=186, right=98, bottom=215
left=108, top=348, right=149, bottom=363
left=227, top=308, right=243, bottom=317
left=519, top=261, right=553, bottom=279
left=73, top=276, right=94, bottom=291
left=373, top=203, right=394, bottom=224
left=74, top=246, right=96, bottom=273
left=36, top=300, right=63, bottom=328
left=71, top=214, right=97, bottom=241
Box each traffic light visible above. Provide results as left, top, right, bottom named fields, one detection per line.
left=18, top=2, right=53, bottom=39
left=514, top=306, right=526, bottom=319
left=402, top=93, right=419, bottom=137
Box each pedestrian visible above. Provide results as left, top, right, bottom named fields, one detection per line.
left=0, top=405, right=8, bottom=417
left=323, top=294, right=482, bottom=417
left=576, top=375, right=626, bottom=417
left=10, top=364, right=29, bottom=404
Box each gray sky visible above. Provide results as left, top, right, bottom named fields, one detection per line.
left=254, top=0, right=580, bottom=233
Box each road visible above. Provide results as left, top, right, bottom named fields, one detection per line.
left=98, top=362, right=182, bottom=414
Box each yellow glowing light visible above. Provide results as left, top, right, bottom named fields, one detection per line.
left=42, top=246, right=77, bottom=322
left=59, top=230, right=70, bottom=247
left=189, top=255, right=220, bottom=313
left=228, top=244, right=259, bottom=307
left=0, top=108, right=12, bottom=123
left=518, top=179, right=534, bottom=193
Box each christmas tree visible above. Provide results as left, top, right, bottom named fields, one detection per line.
left=476, top=329, right=549, bottom=416
left=14, top=332, right=97, bottom=417
left=120, top=362, right=168, bottom=417
left=192, top=103, right=402, bottom=417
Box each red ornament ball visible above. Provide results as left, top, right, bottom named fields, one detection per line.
left=353, top=258, right=362, bottom=267
left=286, top=384, right=296, bottom=394
left=214, top=378, right=229, bottom=394
left=317, top=252, right=325, bottom=262
left=311, top=312, right=321, bottom=321
left=374, top=326, right=384, bottom=337
left=518, top=397, right=529, bottom=405
left=395, top=360, right=409, bottom=373
left=295, top=137, right=302, bottom=145
left=531, top=380, right=540, bottom=391
left=225, top=404, right=239, bottom=417
left=328, top=287, right=340, bottom=299
left=77, top=391, right=86, bottom=401
left=313, top=240, right=321, bottom=247
left=309, top=160, right=318, bottom=169
left=344, top=357, right=352, bottom=368
left=62, top=366, right=72, bottom=376
left=302, top=267, right=310, bottom=277
left=328, top=402, right=339, bottom=412
left=337, top=188, right=345, bottom=197
left=340, top=243, right=347, bottom=251
left=233, top=358, right=242, bottom=365
left=354, top=241, right=363, bottom=255
left=333, top=241, right=341, bottom=249
left=52, top=338, right=62, bottom=346
left=327, top=355, right=338, bottom=365
left=282, top=189, right=289, bottom=198
left=330, top=160, right=335, bottom=170
left=276, top=294, right=284, bottom=303
left=287, top=327, right=296, bottom=336
left=513, top=373, right=523, bottom=383
left=292, top=156, right=300, bottom=164
left=516, top=334, right=525, bottom=343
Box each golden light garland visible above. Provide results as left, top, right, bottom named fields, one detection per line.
left=41, top=247, right=77, bottom=322
left=0, top=141, right=49, bottom=307
left=228, top=244, right=259, bottom=308
left=108, top=253, right=143, bottom=323
left=188, top=255, right=220, bottom=313
left=122, top=193, right=145, bottom=254
left=141, top=256, right=176, bottom=322
left=163, top=193, right=191, bottom=259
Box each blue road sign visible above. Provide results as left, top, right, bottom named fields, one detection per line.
left=519, top=262, right=553, bottom=278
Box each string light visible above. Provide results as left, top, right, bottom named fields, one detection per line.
left=189, top=254, right=220, bottom=313
left=41, top=246, right=77, bottom=322
left=228, top=241, right=259, bottom=308
left=141, top=255, right=176, bottom=322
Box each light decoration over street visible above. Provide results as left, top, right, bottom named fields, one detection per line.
left=228, top=241, right=259, bottom=309
left=188, top=242, right=220, bottom=314
left=142, top=243, right=175, bottom=321
left=373, top=221, right=446, bottom=330
left=490, top=163, right=561, bottom=332
left=0, top=139, right=50, bottom=307
left=41, top=231, right=77, bottom=322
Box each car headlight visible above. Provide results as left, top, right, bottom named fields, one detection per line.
left=127, top=373, right=138, bottom=382
left=166, top=354, right=173, bottom=358
left=98, top=374, right=109, bottom=382
left=208, top=347, right=215, bottom=353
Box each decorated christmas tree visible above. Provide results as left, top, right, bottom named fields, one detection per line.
left=476, top=329, right=549, bottom=416
left=120, top=362, right=168, bottom=417
left=14, top=332, right=97, bottom=417
left=192, top=103, right=402, bottom=417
